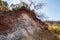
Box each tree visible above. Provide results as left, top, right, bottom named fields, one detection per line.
left=10, top=4, right=16, bottom=10
left=10, top=0, right=46, bottom=20
left=3, top=1, right=8, bottom=7
left=0, top=0, right=9, bottom=12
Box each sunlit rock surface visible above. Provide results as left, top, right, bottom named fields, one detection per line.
left=0, top=8, right=58, bottom=40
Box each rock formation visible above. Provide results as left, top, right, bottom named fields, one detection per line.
left=0, top=7, right=58, bottom=40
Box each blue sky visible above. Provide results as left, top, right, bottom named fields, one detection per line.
left=3, top=0, right=60, bottom=21
left=39, top=0, right=60, bottom=21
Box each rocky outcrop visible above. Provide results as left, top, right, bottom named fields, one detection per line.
left=0, top=8, right=58, bottom=40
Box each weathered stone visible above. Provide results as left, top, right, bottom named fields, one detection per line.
left=0, top=8, right=58, bottom=40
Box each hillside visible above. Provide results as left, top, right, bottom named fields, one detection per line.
left=44, top=20, right=60, bottom=40
left=0, top=7, right=58, bottom=40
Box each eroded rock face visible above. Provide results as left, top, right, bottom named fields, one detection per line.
left=0, top=9, right=58, bottom=40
